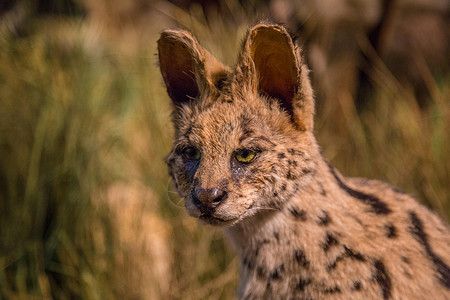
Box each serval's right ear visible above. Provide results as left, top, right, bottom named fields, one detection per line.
left=158, top=29, right=230, bottom=105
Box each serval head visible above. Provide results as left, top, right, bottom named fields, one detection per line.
left=158, top=23, right=319, bottom=226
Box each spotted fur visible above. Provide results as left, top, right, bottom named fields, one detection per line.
left=158, top=22, right=450, bottom=299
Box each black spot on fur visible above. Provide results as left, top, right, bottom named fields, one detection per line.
left=352, top=281, right=362, bottom=291
left=281, top=184, right=287, bottom=191
left=373, top=259, right=392, bottom=300
left=401, top=256, right=410, bottom=264
left=288, top=160, right=298, bottom=167
left=278, top=152, right=286, bottom=159
left=384, top=223, right=397, bottom=238
left=302, top=168, right=311, bottom=174
left=327, top=246, right=366, bottom=271
left=286, top=171, right=297, bottom=180
left=273, top=231, right=280, bottom=242
left=294, top=249, right=310, bottom=268
left=271, top=264, right=284, bottom=280
left=287, top=148, right=305, bottom=156
left=257, top=266, right=266, bottom=279
left=409, top=211, right=450, bottom=288
left=327, top=255, right=345, bottom=271
left=322, top=232, right=339, bottom=252
left=318, top=181, right=327, bottom=196
left=254, top=239, right=270, bottom=257
left=289, top=207, right=307, bottom=221
left=254, top=247, right=260, bottom=258
left=323, top=286, right=341, bottom=294
left=296, top=277, right=312, bottom=291
left=328, top=164, right=391, bottom=215
left=270, top=165, right=277, bottom=173
left=243, top=256, right=255, bottom=270
left=318, top=211, right=331, bottom=226
left=344, top=246, right=366, bottom=261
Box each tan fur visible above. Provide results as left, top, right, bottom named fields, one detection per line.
left=158, top=22, right=450, bottom=299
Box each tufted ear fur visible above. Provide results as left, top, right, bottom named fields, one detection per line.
left=158, top=29, right=230, bottom=105
left=235, top=23, right=315, bottom=131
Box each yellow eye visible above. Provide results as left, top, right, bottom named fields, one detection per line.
left=182, top=147, right=201, bottom=160
left=235, top=149, right=257, bottom=164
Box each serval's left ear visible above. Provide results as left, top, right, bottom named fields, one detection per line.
left=236, top=23, right=315, bottom=131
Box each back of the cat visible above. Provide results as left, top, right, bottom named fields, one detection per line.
left=158, top=22, right=450, bottom=299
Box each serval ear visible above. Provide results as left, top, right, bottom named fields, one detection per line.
left=158, top=29, right=230, bottom=105
left=236, top=23, right=315, bottom=131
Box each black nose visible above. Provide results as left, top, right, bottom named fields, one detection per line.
left=192, top=186, right=228, bottom=213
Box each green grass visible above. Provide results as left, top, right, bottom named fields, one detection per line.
left=0, top=24, right=132, bottom=299
left=0, top=4, right=448, bottom=299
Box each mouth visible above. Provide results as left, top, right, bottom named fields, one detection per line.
left=199, top=213, right=237, bottom=226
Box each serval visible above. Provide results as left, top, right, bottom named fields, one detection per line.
left=157, top=22, right=450, bottom=299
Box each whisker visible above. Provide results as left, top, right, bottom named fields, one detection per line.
left=164, top=179, right=185, bottom=208
left=250, top=206, right=281, bottom=212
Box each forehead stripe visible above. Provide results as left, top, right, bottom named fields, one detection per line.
left=239, top=136, right=276, bottom=147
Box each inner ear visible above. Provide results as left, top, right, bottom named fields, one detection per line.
left=251, top=27, right=298, bottom=114
left=158, top=30, right=231, bottom=105
left=158, top=32, right=199, bottom=104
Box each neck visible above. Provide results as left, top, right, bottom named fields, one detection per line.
left=225, top=208, right=282, bottom=256
left=224, top=158, right=339, bottom=257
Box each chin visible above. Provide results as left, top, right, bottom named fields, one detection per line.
left=198, top=213, right=239, bottom=227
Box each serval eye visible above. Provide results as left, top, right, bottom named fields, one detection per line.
left=235, top=148, right=257, bottom=164
left=182, top=147, right=201, bottom=161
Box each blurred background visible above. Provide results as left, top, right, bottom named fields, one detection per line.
left=0, top=0, right=448, bottom=298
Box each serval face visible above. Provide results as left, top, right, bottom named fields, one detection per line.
left=159, top=25, right=317, bottom=226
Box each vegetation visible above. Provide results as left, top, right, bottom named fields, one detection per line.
left=0, top=1, right=448, bottom=299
